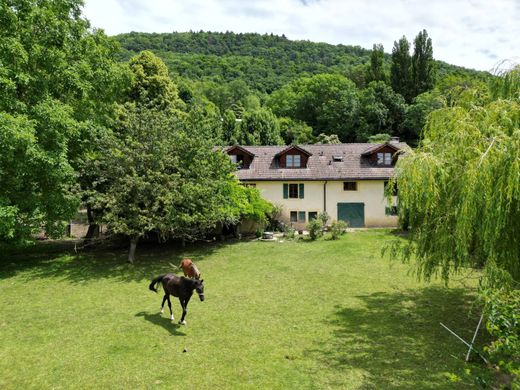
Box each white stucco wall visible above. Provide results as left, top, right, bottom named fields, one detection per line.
left=326, top=180, right=398, bottom=227
left=249, top=180, right=398, bottom=228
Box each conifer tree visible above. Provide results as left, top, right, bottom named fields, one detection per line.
left=412, top=29, right=436, bottom=97
left=390, top=36, right=413, bottom=102
left=367, top=44, right=386, bottom=83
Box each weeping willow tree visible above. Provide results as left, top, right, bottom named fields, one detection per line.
left=390, top=66, right=520, bottom=285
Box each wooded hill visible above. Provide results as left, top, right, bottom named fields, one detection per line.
left=115, top=31, right=488, bottom=94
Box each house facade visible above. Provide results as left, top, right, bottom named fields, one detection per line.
left=224, top=142, right=406, bottom=229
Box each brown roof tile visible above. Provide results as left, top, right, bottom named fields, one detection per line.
left=226, top=143, right=408, bottom=181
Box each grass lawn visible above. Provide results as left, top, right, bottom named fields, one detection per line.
left=0, top=230, right=492, bottom=389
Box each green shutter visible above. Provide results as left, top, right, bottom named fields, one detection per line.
left=299, top=183, right=304, bottom=199
left=283, top=183, right=288, bottom=199
left=298, top=211, right=306, bottom=222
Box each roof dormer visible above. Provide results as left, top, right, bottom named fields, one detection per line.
left=225, top=145, right=255, bottom=169
left=362, top=143, right=402, bottom=166
left=275, top=145, right=312, bottom=168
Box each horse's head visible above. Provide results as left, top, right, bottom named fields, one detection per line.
left=194, top=279, right=204, bottom=301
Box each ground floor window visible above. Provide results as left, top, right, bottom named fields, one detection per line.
left=384, top=181, right=398, bottom=196
left=308, top=211, right=318, bottom=221
left=290, top=211, right=307, bottom=222
left=385, top=206, right=398, bottom=216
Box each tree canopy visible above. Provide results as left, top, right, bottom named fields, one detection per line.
left=0, top=0, right=126, bottom=242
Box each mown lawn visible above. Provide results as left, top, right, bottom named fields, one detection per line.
left=0, top=230, right=492, bottom=389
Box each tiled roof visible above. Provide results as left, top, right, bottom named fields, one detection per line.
left=227, top=143, right=408, bottom=181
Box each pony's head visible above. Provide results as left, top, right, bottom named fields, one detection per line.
left=194, top=279, right=205, bottom=301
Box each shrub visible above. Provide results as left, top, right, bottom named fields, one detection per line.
left=318, top=212, right=329, bottom=227
left=255, top=228, right=264, bottom=238
left=284, top=227, right=295, bottom=239
left=330, top=220, right=348, bottom=239
left=482, top=289, right=520, bottom=386
left=307, top=218, right=323, bottom=241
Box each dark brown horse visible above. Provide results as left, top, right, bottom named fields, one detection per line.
left=149, top=274, right=204, bottom=325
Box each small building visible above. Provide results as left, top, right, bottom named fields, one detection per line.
left=224, top=141, right=406, bottom=229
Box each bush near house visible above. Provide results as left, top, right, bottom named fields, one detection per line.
left=330, top=220, right=348, bottom=240
left=307, top=218, right=323, bottom=240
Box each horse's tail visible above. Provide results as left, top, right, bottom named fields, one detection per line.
left=149, top=275, right=165, bottom=293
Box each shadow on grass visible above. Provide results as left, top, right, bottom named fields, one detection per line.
left=135, top=311, right=186, bottom=337
left=308, top=286, right=491, bottom=389
left=0, top=238, right=241, bottom=284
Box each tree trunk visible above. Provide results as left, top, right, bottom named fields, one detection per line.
left=128, top=236, right=139, bottom=264
left=84, top=205, right=100, bottom=244
left=65, top=222, right=72, bottom=238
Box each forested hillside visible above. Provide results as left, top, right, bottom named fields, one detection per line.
left=114, top=31, right=491, bottom=145
left=115, top=31, right=487, bottom=94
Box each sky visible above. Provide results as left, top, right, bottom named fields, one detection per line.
left=83, top=0, right=520, bottom=72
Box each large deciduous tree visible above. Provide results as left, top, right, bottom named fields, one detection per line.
left=267, top=74, right=360, bottom=141
left=356, top=81, right=407, bottom=141
left=0, top=0, right=126, bottom=242
left=92, top=107, right=245, bottom=263
left=237, top=108, right=283, bottom=145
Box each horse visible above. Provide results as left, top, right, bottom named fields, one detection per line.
left=179, top=258, right=201, bottom=279
left=149, top=274, right=204, bottom=325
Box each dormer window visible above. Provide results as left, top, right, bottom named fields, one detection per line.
left=230, top=154, right=245, bottom=168
left=362, top=143, right=401, bottom=167
left=275, top=145, right=312, bottom=169
left=286, top=154, right=301, bottom=168
left=225, top=146, right=254, bottom=169
left=332, top=155, right=343, bottom=162
left=377, top=152, right=393, bottom=166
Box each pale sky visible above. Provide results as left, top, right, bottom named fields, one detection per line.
left=83, top=0, right=520, bottom=72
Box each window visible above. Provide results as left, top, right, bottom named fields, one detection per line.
left=242, top=183, right=256, bottom=188
left=289, top=184, right=299, bottom=198
left=230, top=154, right=246, bottom=168
left=343, top=181, right=357, bottom=191
left=377, top=152, right=393, bottom=165
left=384, top=181, right=398, bottom=196
left=385, top=206, right=398, bottom=216
left=291, top=211, right=306, bottom=222
left=283, top=183, right=304, bottom=199
left=385, top=153, right=392, bottom=165
left=286, top=154, right=301, bottom=168
left=308, top=211, right=318, bottom=221
left=332, top=155, right=343, bottom=162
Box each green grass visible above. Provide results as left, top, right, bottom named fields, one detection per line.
left=0, top=230, right=492, bottom=389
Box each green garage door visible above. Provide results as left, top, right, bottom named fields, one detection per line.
left=337, top=203, right=365, bottom=228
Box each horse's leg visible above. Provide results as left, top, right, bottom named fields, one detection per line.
left=167, top=295, right=174, bottom=321
left=160, top=294, right=167, bottom=314
left=179, top=298, right=187, bottom=325
left=179, top=295, right=192, bottom=325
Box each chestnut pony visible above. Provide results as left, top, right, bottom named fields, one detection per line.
left=180, top=258, right=201, bottom=279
